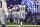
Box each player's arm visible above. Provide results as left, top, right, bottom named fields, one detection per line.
left=3, top=1, right=8, bottom=16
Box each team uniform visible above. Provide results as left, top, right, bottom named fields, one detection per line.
left=12, top=7, right=17, bottom=19
left=8, top=9, right=11, bottom=20
left=12, top=6, right=20, bottom=23
left=12, top=6, right=19, bottom=19
left=3, top=11, right=6, bottom=19
left=12, top=6, right=17, bottom=23
left=16, top=6, right=20, bottom=24
left=16, top=6, right=20, bottom=20
left=19, top=4, right=26, bottom=26
left=19, top=5, right=26, bottom=19
left=0, top=0, right=8, bottom=27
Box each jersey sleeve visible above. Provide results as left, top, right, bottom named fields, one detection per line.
left=2, top=0, right=8, bottom=16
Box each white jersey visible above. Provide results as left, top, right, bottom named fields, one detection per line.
left=12, top=7, right=15, bottom=13
left=12, top=7, right=15, bottom=10
left=0, top=0, right=8, bottom=15
left=15, top=7, right=18, bottom=10
left=0, top=0, right=8, bottom=24
left=8, top=9, right=11, bottom=14
left=15, top=7, right=19, bottom=13
left=19, top=5, right=26, bottom=12
left=12, top=7, right=18, bottom=13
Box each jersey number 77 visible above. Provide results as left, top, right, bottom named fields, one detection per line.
left=0, top=1, right=2, bottom=8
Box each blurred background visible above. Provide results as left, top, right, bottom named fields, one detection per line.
left=2, top=0, right=40, bottom=25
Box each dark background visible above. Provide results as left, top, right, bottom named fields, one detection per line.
left=6, top=0, right=22, bottom=7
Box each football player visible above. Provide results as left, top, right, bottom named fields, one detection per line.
left=19, top=2, right=26, bottom=26
left=12, top=6, right=16, bottom=23
left=8, top=7, right=11, bottom=22
left=0, top=0, right=8, bottom=27
left=12, top=5, right=18, bottom=24
left=6, top=7, right=10, bottom=22
left=16, top=5, right=20, bottom=24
